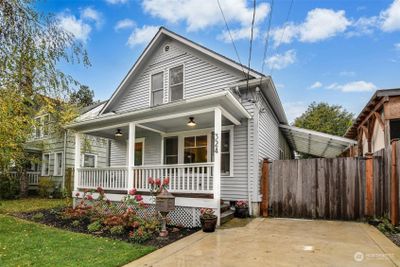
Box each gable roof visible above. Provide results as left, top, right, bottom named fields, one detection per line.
left=344, top=88, right=400, bottom=139
left=99, top=27, right=263, bottom=115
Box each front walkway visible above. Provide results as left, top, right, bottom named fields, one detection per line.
left=127, top=218, right=400, bottom=267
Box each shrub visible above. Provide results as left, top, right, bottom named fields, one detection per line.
left=128, top=226, right=152, bottom=243
left=0, top=172, right=20, bottom=199
left=32, top=212, right=44, bottom=221
left=38, top=177, right=55, bottom=198
left=110, top=225, right=124, bottom=235
left=87, top=221, right=102, bottom=233
left=71, top=220, right=80, bottom=227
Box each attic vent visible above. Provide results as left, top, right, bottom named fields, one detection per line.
left=164, top=45, right=170, bottom=52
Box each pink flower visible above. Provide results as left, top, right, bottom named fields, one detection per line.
left=135, top=194, right=143, bottom=201
left=86, top=195, right=93, bottom=200
left=75, top=192, right=80, bottom=197
left=163, top=177, right=170, bottom=186
left=128, top=188, right=137, bottom=196
left=148, top=177, right=154, bottom=185
left=155, top=178, right=161, bottom=186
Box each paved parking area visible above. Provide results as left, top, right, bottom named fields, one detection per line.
left=127, top=218, right=400, bottom=267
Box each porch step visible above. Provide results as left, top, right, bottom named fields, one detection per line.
left=220, top=203, right=231, bottom=213
left=220, top=210, right=234, bottom=225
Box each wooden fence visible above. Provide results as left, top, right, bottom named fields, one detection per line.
left=261, top=140, right=400, bottom=222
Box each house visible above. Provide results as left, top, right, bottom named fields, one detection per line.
left=66, top=27, right=357, bottom=226
left=344, top=88, right=400, bottom=156
left=22, top=101, right=109, bottom=190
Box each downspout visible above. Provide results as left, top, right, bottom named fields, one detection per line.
left=62, top=129, right=67, bottom=190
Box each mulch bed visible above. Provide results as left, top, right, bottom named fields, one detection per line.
left=383, top=233, right=400, bottom=247
left=14, top=208, right=200, bottom=248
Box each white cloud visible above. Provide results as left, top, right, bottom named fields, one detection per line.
left=347, top=16, right=379, bottom=37
left=309, top=81, right=322, bottom=89
left=271, top=8, right=350, bottom=45
left=283, top=102, right=308, bottom=123
left=81, top=7, right=103, bottom=29
left=57, top=14, right=91, bottom=42
left=326, top=81, right=377, bottom=92
left=115, top=19, right=136, bottom=31
left=127, top=25, right=159, bottom=47
left=142, top=0, right=269, bottom=41
left=380, top=0, right=400, bottom=32
left=105, top=0, right=128, bottom=4
left=265, top=50, right=296, bottom=70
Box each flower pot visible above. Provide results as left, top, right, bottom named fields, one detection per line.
left=200, top=215, right=217, bottom=232
left=234, top=207, right=248, bottom=218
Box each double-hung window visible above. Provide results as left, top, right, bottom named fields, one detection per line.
left=164, top=136, right=178, bottom=164
left=151, top=72, right=163, bottom=106
left=184, top=135, right=208, bottom=164
left=169, top=65, right=183, bottom=101
left=220, top=131, right=231, bottom=175
left=54, top=152, right=63, bottom=176
left=82, top=154, right=96, bottom=168
left=42, top=154, right=50, bottom=176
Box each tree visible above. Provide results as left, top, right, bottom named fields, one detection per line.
left=0, top=0, right=89, bottom=196
left=69, top=85, right=95, bottom=107
left=293, top=102, right=354, bottom=158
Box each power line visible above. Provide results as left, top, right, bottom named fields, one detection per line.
left=246, top=0, right=257, bottom=92
left=216, top=0, right=247, bottom=78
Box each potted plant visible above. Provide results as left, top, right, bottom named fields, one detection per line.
left=200, top=208, right=217, bottom=232
left=234, top=201, right=249, bottom=218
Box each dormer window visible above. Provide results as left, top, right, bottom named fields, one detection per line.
left=169, top=65, right=183, bottom=101
left=151, top=72, right=163, bottom=106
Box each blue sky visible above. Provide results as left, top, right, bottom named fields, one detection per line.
left=37, top=0, right=400, bottom=122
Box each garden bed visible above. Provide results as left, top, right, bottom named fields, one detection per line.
left=15, top=208, right=199, bottom=248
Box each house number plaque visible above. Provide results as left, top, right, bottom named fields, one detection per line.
left=214, top=133, right=219, bottom=153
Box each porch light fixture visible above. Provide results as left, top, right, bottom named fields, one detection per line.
left=187, top=117, right=196, bottom=127
left=115, top=129, right=123, bottom=137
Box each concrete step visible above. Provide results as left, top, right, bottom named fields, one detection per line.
left=220, top=210, right=234, bottom=225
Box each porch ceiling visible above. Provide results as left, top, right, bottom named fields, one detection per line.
left=280, top=125, right=357, bottom=158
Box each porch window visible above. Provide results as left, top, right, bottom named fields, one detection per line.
left=54, top=152, right=63, bottom=176
left=211, top=130, right=232, bottom=176
left=169, top=65, right=183, bottom=101
left=184, top=135, right=207, bottom=163
left=135, top=142, right=144, bottom=166
left=82, top=153, right=96, bottom=168
left=151, top=72, right=163, bottom=106
left=42, top=154, right=50, bottom=176
left=164, top=136, right=178, bottom=164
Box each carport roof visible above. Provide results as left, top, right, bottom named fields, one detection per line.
left=280, top=125, right=357, bottom=158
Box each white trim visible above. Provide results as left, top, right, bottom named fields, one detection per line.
left=220, top=106, right=241, bottom=125
left=41, top=153, right=50, bottom=176
left=81, top=153, right=98, bottom=168
left=53, top=151, right=64, bottom=176
left=137, top=124, right=165, bottom=135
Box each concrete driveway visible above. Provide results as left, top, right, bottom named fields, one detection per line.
left=127, top=218, right=400, bottom=267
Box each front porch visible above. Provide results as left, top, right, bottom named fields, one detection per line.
left=69, top=91, right=251, bottom=226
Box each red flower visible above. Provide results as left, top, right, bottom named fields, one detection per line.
left=86, top=194, right=93, bottom=200
left=163, top=177, right=169, bottom=185
left=75, top=192, right=80, bottom=197
left=135, top=194, right=143, bottom=201
left=128, top=188, right=137, bottom=195
left=132, top=221, right=140, bottom=228
left=155, top=178, right=161, bottom=186
left=148, top=177, right=154, bottom=185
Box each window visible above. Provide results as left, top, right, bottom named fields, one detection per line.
left=184, top=135, right=207, bottom=164
left=43, top=114, right=50, bottom=136
left=135, top=142, right=144, bottom=166
left=164, top=136, right=178, bottom=164
left=151, top=72, right=163, bottom=106
left=82, top=154, right=96, bottom=168
left=390, top=119, right=400, bottom=140
left=221, top=131, right=230, bottom=175
left=169, top=65, right=183, bottom=101
left=42, top=154, right=50, bottom=176
left=54, top=152, right=63, bottom=176
left=35, top=118, right=42, bottom=138
left=33, top=115, right=50, bottom=138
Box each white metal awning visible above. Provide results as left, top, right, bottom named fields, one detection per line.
left=280, top=125, right=357, bottom=158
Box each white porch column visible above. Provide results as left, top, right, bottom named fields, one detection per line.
left=213, top=107, right=222, bottom=226
left=74, top=132, right=81, bottom=192
left=127, top=123, right=136, bottom=192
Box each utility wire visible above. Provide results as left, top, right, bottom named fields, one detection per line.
left=246, top=0, right=257, bottom=92
left=216, top=0, right=247, bottom=78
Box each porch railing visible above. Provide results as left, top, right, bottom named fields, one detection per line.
left=77, top=167, right=128, bottom=190
left=133, top=163, right=214, bottom=194
left=8, top=171, right=40, bottom=185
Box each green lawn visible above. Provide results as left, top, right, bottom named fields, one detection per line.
left=0, top=199, right=155, bottom=266
left=0, top=197, right=67, bottom=214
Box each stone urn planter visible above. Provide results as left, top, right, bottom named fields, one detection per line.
left=234, top=201, right=249, bottom=218
left=200, top=208, right=217, bottom=232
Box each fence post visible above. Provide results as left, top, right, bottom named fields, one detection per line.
left=365, top=153, right=374, bottom=216
left=391, top=140, right=399, bottom=225
left=260, top=159, right=270, bottom=217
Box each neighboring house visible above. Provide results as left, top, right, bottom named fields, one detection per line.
left=344, top=89, right=400, bottom=156
left=66, top=27, right=297, bottom=226
left=23, top=101, right=109, bottom=189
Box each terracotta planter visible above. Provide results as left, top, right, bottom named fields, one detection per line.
left=234, top=207, right=248, bottom=218
left=200, top=215, right=217, bottom=232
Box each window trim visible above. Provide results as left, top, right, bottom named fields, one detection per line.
left=81, top=153, right=97, bottom=168
left=53, top=151, right=64, bottom=176
left=41, top=153, right=50, bottom=176
left=149, top=71, right=164, bottom=107
left=168, top=64, right=185, bottom=102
